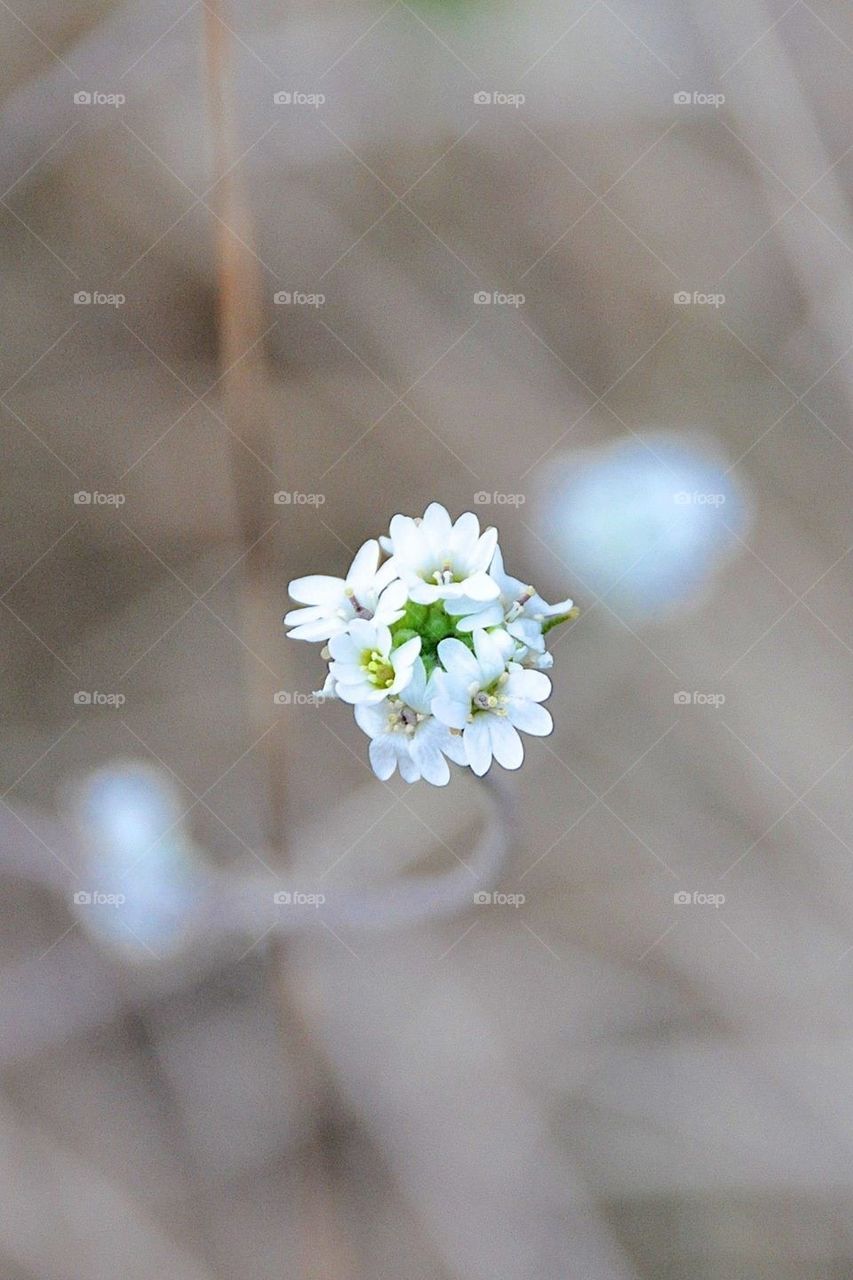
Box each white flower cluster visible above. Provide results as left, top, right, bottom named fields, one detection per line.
left=284, top=503, right=576, bottom=785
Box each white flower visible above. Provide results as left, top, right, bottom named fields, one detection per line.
left=432, top=629, right=553, bottom=776
left=445, top=547, right=574, bottom=656
left=328, top=619, right=421, bottom=705
left=285, top=539, right=406, bottom=641
left=284, top=505, right=574, bottom=784
left=355, top=660, right=467, bottom=784
left=383, top=502, right=500, bottom=606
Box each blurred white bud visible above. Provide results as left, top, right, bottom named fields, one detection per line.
left=536, top=433, right=749, bottom=621
left=67, top=761, right=210, bottom=961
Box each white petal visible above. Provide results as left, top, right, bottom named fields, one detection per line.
left=437, top=638, right=480, bottom=682
left=328, top=662, right=365, bottom=684
left=352, top=618, right=385, bottom=652
left=328, top=633, right=360, bottom=662
left=490, top=628, right=517, bottom=663
left=491, top=566, right=523, bottom=602
left=339, top=682, right=388, bottom=705
left=443, top=593, right=480, bottom=617
left=464, top=717, right=493, bottom=776
left=334, top=681, right=367, bottom=704
left=374, top=556, right=401, bottom=593
left=286, top=619, right=341, bottom=641
left=400, top=658, right=428, bottom=712
left=368, top=736, right=397, bottom=780
left=431, top=696, right=469, bottom=731
left=448, top=601, right=504, bottom=631
left=442, top=729, right=469, bottom=766
left=387, top=513, right=416, bottom=545
left=408, top=580, right=441, bottom=604
left=288, top=574, right=345, bottom=605
left=398, top=749, right=421, bottom=783
left=540, top=595, right=574, bottom=617
left=376, top=578, right=407, bottom=613
left=283, top=604, right=327, bottom=625
left=422, top=668, right=444, bottom=708
left=411, top=742, right=450, bottom=786
left=470, top=526, right=498, bottom=573
left=505, top=668, right=551, bottom=702
left=461, top=571, right=501, bottom=601
left=390, top=635, right=421, bottom=673
left=508, top=617, right=545, bottom=651
left=490, top=545, right=505, bottom=575
left=422, top=502, right=452, bottom=544
left=472, top=629, right=507, bottom=683
left=346, top=539, right=380, bottom=589
left=448, top=510, right=480, bottom=554
left=488, top=716, right=524, bottom=769
left=388, top=517, right=429, bottom=568
left=354, top=702, right=389, bottom=738
left=374, top=605, right=406, bottom=630
left=507, top=700, right=553, bottom=736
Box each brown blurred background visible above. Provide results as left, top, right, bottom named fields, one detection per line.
left=1, top=1, right=852, bottom=1276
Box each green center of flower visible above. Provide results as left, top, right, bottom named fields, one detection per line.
left=362, top=649, right=395, bottom=688
left=390, top=601, right=473, bottom=676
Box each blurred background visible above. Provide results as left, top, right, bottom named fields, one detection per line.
left=1, top=1, right=852, bottom=1276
